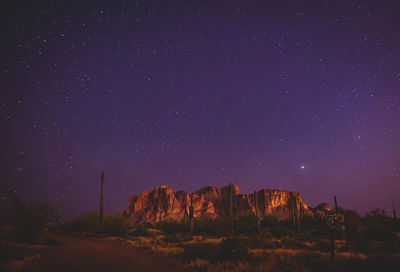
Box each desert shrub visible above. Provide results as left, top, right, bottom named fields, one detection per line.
left=182, top=243, right=219, bottom=262
left=194, top=216, right=218, bottom=234
left=281, top=237, right=308, bottom=249
left=181, top=237, right=251, bottom=263
left=260, top=214, right=278, bottom=228
left=163, top=233, right=181, bottom=243
left=269, top=224, right=295, bottom=238
left=343, top=209, right=399, bottom=252
left=301, top=214, right=325, bottom=235
left=340, top=209, right=363, bottom=233
left=212, top=217, right=234, bottom=236
left=101, top=214, right=129, bottom=235
left=194, top=216, right=233, bottom=236
left=58, top=212, right=98, bottom=233
left=313, top=239, right=330, bottom=252
left=363, top=209, right=392, bottom=241
left=243, top=235, right=280, bottom=249
left=58, top=212, right=129, bottom=236
left=156, top=219, right=186, bottom=234
left=179, top=232, right=195, bottom=241
left=382, top=235, right=400, bottom=253
left=217, top=237, right=251, bottom=261
left=233, top=214, right=259, bottom=234
left=194, top=214, right=264, bottom=235
left=129, top=227, right=151, bottom=237
left=6, top=194, right=59, bottom=243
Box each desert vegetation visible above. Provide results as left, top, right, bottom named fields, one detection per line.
left=1, top=193, right=399, bottom=271
left=121, top=209, right=400, bottom=271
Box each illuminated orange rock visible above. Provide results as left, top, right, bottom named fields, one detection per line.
left=124, top=185, right=311, bottom=224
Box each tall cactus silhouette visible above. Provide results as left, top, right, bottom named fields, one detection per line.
left=183, top=204, right=189, bottom=225
left=99, top=172, right=105, bottom=225
left=189, top=193, right=194, bottom=232
left=288, top=195, right=303, bottom=232
left=224, top=183, right=237, bottom=217
left=314, top=197, right=345, bottom=260
left=224, top=183, right=236, bottom=233
left=254, top=190, right=261, bottom=234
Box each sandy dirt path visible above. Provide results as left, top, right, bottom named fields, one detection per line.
left=23, top=235, right=187, bottom=272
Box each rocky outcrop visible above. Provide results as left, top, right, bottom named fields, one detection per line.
left=123, top=185, right=311, bottom=224
left=313, top=203, right=332, bottom=213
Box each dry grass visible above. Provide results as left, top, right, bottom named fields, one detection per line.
left=186, top=258, right=210, bottom=269
left=121, top=229, right=400, bottom=272
left=201, top=261, right=272, bottom=272
left=125, top=236, right=159, bottom=247
left=250, top=247, right=317, bottom=257
left=182, top=236, right=222, bottom=245
left=338, top=251, right=366, bottom=259
left=151, top=246, right=184, bottom=257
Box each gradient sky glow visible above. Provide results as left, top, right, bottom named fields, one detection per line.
left=1, top=0, right=400, bottom=219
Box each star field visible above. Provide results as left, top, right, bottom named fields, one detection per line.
left=1, top=0, right=399, bottom=219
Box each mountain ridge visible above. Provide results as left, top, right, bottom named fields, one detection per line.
left=123, top=184, right=312, bottom=224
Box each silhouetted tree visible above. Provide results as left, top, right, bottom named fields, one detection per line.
left=7, top=194, right=59, bottom=243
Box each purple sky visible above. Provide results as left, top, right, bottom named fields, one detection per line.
left=1, top=0, right=400, bottom=219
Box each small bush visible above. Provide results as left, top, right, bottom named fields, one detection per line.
left=363, top=209, right=393, bottom=241
left=181, top=237, right=251, bottom=263
left=128, top=227, right=151, bottom=237
left=261, top=214, right=278, bottom=228
left=194, top=216, right=219, bottom=234
left=217, top=237, right=251, bottom=261
left=233, top=214, right=259, bottom=234
left=243, top=235, right=279, bottom=249
left=270, top=224, right=295, bottom=238
left=163, top=234, right=181, bottom=243
left=156, top=219, right=187, bottom=234
left=58, top=212, right=129, bottom=236
left=313, top=240, right=330, bottom=252
left=182, top=243, right=219, bottom=262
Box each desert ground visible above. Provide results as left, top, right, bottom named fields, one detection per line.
left=1, top=233, right=186, bottom=272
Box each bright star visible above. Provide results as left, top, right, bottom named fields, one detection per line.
left=301, top=165, right=305, bottom=169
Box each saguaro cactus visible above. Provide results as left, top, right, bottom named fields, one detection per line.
left=229, top=184, right=233, bottom=218
left=183, top=204, right=189, bottom=224
left=224, top=183, right=237, bottom=234
left=189, top=193, right=194, bottom=232
left=224, top=183, right=237, bottom=217
left=392, top=198, right=397, bottom=219
left=315, top=197, right=345, bottom=260
left=254, top=190, right=261, bottom=234
left=99, top=172, right=105, bottom=225
left=330, top=196, right=343, bottom=260
left=288, top=195, right=304, bottom=232
left=334, top=196, right=338, bottom=214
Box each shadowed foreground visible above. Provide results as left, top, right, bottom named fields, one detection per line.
left=13, top=235, right=186, bottom=272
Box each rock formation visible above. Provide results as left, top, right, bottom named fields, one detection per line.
left=123, top=185, right=312, bottom=224
left=313, top=202, right=332, bottom=213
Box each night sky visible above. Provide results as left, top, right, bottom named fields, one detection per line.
left=1, top=0, right=399, bottom=219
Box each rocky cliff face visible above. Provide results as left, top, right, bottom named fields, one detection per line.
left=124, top=185, right=311, bottom=224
